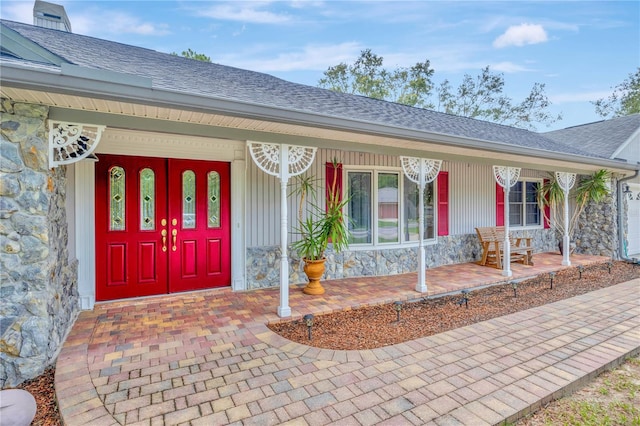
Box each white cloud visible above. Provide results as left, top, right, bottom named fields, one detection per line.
left=70, top=10, right=170, bottom=36
left=490, top=61, right=532, bottom=73
left=0, top=1, right=33, bottom=23
left=219, top=42, right=362, bottom=72
left=550, top=90, right=612, bottom=104
left=493, top=23, right=548, bottom=48
left=196, top=3, right=291, bottom=24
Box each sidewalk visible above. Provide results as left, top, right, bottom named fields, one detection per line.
left=55, top=261, right=639, bottom=425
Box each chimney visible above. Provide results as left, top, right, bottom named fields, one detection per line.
left=33, top=0, right=71, bottom=32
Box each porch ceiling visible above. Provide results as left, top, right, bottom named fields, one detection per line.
left=1, top=86, right=635, bottom=176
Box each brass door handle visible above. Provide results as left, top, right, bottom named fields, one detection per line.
left=172, top=229, right=177, bottom=251
left=161, top=229, right=167, bottom=252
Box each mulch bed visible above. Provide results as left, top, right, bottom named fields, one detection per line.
left=269, top=261, right=640, bottom=350
left=9, top=260, right=640, bottom=425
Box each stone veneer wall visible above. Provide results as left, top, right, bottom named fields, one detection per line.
left=246, top=228, right=558, bottom=289
left=573, top=178, right=619, bottom=258
left=0, top=100, right=78, bottom=387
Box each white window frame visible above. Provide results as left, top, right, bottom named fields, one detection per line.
left=509, top=178, right=543, bottom=230
left=344, top=165, right=438, bottom=249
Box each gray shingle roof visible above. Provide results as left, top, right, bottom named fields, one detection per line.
left=0, top=19, right=612, bottom=160
left=544, top=114, right=640, bottom=160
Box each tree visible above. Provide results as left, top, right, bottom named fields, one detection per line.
left=171, top=48, right=211, bottom=63
left=537, top=169, right=611, bottom=242
left=319, top=50, right=561, bottom=130
left=318, top=49, right=435, bottom=108
left=592, top=68, right=640, bottom=118
left=436, top=67, right=561, bottom=130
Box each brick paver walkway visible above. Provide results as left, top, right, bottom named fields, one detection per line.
left=55, top=254, right=640, bottom=425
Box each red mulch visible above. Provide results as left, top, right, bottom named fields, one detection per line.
left=269, top=261, right=640, bottom=350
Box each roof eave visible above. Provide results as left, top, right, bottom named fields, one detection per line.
left=1, top=61, right=638, bottom=175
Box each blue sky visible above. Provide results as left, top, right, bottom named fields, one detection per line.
left=2, top=1, right=638, bottom=131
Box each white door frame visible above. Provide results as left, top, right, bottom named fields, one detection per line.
left=75, top=128, right=246, bottom=310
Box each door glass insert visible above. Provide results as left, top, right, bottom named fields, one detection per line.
left=182, top=170, right=196, bottom=229
left=109, top=166, right=125, bottom=231
left=207, top=171, right=220, bottom=228
left=140, top=168, right=155, bottom=230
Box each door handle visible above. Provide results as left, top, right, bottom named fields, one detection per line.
left=172, top=229, right=177, bottom=251
left=161, top=229, right=168, bottom=252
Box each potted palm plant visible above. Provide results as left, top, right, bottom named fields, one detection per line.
left=291, top=160, right=350, bottom=295
left=537, top=169, right=611, bottom=254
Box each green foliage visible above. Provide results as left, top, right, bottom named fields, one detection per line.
left=171, top=48, right=211, bottom=63
left=593, top=68, right=640, bottom=118
left=319, top=50, right=560, bottom=129
left=290, top=160, right=350, bottom=261
left=537, top=169, right=611, bottom=240
left=319, top=49, right=435, bottom=108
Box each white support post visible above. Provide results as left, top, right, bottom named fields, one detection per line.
left=493, top=166, right=521, bottom=278
left=556, top=172, right=576, bottom=266
left=400, top=157, right=442, bottom=293
left=248, top=142, right=316, bottom=318
left=278, top=145, right=291, bottom=317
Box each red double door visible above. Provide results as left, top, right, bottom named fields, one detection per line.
left=96, top=155, right=230, bottom=301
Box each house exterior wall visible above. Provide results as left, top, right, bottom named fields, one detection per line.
left=0, top=99, right=78, bottom=387
left=573, top=177, right=619, bottom=258
left=245, top=150, right=557, bottom=289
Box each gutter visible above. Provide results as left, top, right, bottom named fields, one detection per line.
left=1, top=61, right=639, bottom=175
left=618, top=169, right=640, bottom=261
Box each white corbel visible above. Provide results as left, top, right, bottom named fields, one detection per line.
left=248, top=142, right=317, bottom=317
left=400, top=156, right=442, bottom=293
left=48, top=121, right=105, bottom=168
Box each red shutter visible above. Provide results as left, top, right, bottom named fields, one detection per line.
left=326, top=162, right=342, bottom=206
left=496, top=183, right=504, bottom=226
left=437, top=171, right=449, bottom=236
left=543, top=179, right=550, bottom=229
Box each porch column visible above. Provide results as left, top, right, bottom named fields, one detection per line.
left=400, top=157, right=442, bottom=293
left=493, top=166, right=521, bottom=277
left=248, top=142, right=316, bottom=317
left=556, top=172, right=576, bottom=266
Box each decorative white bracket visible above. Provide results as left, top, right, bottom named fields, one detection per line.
left=248, top=142, right=317, bottom=317
left=556, top=171, right=576, bottom=266
left=493, top=165, right=521, bottom=277
left=48, top=121, right=106, bottom=168
left=400, top=157, right=442, bottom=293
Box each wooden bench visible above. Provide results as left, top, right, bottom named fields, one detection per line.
left=475, top=226, right=534, bottom=269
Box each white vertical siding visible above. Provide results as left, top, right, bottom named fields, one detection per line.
left=246, top=150, right=552, bottom=246
left=447, top=163, right=496, bottom=236
left=246, top=148, right=401, bottom=247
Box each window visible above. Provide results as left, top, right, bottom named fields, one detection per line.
left=346, top=168, right=436, bottom=246
left=508, top=180, right=541, bottom=227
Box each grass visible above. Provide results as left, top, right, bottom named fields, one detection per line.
left=518, top=355, right=640, bottom=425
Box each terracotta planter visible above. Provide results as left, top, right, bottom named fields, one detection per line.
left=302, top=257, right=326, bottom=295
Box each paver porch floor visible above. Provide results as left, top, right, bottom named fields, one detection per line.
left=55, top=252, right=640, bottom=425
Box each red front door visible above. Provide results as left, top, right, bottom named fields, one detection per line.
left=96, top=155, right=231, bottom=301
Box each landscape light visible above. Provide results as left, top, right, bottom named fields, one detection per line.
left=549, top=271, right=556, bottom=289
left=393, top=301, right=403, bottom=322
left=303, top=314, right=314, bottom=340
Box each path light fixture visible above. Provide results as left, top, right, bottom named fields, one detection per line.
left=548, top=271, right=556, bottom=289
left=577, top=265, right=585, bottom=279
left=606, top=260, right=613, bottom=274
left=457, top=290, right=470, bottom=309
left=303, top=314, right=314, bottom=340
left=511, top=281, right=518, bottom=298
left=393, top=301, right=403, bottom=322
